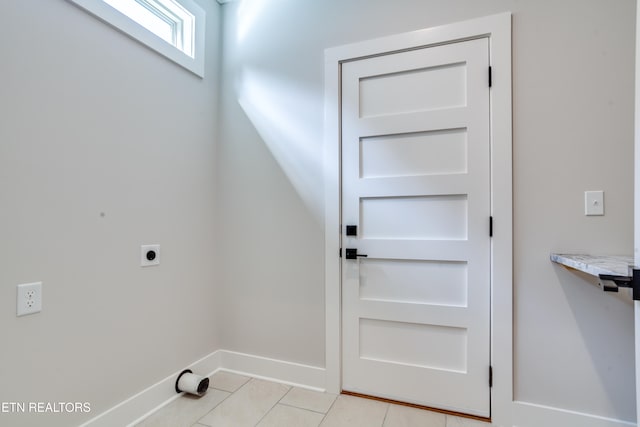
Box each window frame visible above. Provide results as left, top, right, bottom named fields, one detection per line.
left=67, top=0, right=205, bottom=77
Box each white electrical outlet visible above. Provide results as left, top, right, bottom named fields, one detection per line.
left=141, top=244, right=160, bottom=267
left=17, top=282, right=42, bottom=316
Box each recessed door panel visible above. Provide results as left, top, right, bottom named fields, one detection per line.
left=359, top=63, right=467, bottom=117
left=359, top=259, right=468, bottom=306
left=360, top=195, right=468, bottom=240
left=360, top=129, right=468, bottom=178
left=360, top=319, right=468, bottom=373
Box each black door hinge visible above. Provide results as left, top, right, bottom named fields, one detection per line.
left=489, top=366, right=493, bottom=388
left=489, top=216, right=493, bottom=237
left=339, top=248, right=342, bottom=258
left=488, top=66, right=492, bottom=87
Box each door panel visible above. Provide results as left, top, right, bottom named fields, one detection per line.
left=341, top=37, right=491, bottom=416
left=359, top=258, right=468, bottom=307
left=359, top=319, right=468, bottom=372
left=359, top=62, right=467, bottom=117
left=361, top=195, right=468, bottom=240
left=360, top=129, right=468, bottom=178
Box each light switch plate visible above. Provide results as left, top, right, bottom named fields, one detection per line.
left=585, top=191, right=604, bottom=216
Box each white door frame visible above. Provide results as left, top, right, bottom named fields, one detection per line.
left=634, top=0, right=640, bottom=423
left=323, top=12, right=513, bottom=425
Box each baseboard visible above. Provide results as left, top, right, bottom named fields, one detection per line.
left=218, top=350, right=325, bottom=392
left=79, top=349, right=325, bottom=427
left=512, top=401, right=636, bottom=427
left=79, top=351, right=221, bottom=427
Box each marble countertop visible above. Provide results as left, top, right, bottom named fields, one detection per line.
left=550, top=253, right=634, bottom=277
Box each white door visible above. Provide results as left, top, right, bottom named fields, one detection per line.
left=341, top=37, right=492, bottom=417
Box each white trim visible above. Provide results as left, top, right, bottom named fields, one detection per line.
left=512, top=401, right=635, bottom=427
left=79, top=351, right=221, bottom=427
left=80, top=349, right=325, bottom=426
left=634, top=0, right=640, bottom=423
left=217, top=350, right=326, bottom=391
left=323, top=40, right=342, bottom=396
left=323, top=12, right=513, bottom=425
left=66, top=0, right=206, bottom=77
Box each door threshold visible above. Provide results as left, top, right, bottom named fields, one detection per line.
left=341, top=390, right=491, bottom=423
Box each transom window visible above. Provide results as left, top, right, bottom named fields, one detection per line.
left=68, top=0, right=205, bottom=77
left=103, top=0, right=195, bottom=57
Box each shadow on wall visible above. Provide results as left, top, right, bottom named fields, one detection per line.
left=237, top=67, right=325, bottom=225
left=553, top=265, right=636, bottom=422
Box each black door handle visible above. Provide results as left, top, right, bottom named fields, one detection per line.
left=345, top=248, right=368, bottom=260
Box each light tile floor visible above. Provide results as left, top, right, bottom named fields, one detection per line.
left=136, top=371, right=491, bottom=427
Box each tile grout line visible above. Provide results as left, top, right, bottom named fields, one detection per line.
left=317, top=393, right=341, bottom=426
left=251, top=378, right=292, bottom=427
left=195, top=378, right=246, bottom=427
left=278, top=401, right=332, bottom=415
left=381, top=401, right=390, bottom=427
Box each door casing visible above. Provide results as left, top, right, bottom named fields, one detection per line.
left=323, top=12, right=513, bottom=426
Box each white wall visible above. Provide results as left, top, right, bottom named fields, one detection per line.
left=0, top=1, right=221, bottom=426
left=217, top=0, right=636, bottom=423
left=1, top=0, right=635, bottom=425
